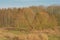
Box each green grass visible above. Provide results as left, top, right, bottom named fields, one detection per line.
left=48, top=35, right=60, bottom=40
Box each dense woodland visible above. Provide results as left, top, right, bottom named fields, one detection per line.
left=0, top=6, right=60, bottom=31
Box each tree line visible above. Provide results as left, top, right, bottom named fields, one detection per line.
left=0, top=6, right=60, bottom=30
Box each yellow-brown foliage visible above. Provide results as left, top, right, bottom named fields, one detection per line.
left=0, top=6, right=59, bottom=30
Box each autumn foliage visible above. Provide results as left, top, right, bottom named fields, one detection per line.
left=0, top=6, right=60, bottom=31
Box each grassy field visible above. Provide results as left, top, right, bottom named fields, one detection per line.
left=0, top=27, right=60, bottom=40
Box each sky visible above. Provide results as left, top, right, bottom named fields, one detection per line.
left=0, top=0, right=60, bottom=8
